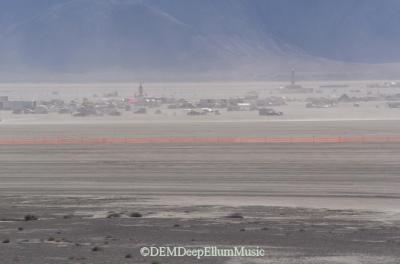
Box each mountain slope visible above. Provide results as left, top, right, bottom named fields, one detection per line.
left=0, top=0, right=400, bottom=79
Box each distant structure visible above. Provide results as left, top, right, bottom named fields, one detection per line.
left=135, top=82, right=146, bottom=98
left=290, top=68, right=295, bottom=86
left=279, top=69, right=313, bottom=94
left=0, top=96, right=36, bottom=111
left=138, top=82, right=144, bottom=97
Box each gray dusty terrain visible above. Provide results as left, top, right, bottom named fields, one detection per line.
left=0, top=120, right=400, bottom=263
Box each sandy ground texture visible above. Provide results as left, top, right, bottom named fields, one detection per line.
left=1, top=197, right=400, bottom=264
left=0, top=120, right=400, bottom=263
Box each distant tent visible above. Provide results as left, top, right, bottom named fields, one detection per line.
left=338, top=94, right=351, bottom=102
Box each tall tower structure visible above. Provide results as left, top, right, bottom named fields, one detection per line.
left=138, top=82, right=144, bottom=98
left=290, top=69, right=295, bottom=86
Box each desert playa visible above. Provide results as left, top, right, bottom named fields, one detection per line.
left=1, top=119, right=400, bottom=264
left=2, top=1, right=400, bottom=263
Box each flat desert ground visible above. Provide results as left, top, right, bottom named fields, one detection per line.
left=1, top=82, right=400, bottom=264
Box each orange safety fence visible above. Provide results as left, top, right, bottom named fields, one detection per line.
left=1, top=135, right=400, bottom=145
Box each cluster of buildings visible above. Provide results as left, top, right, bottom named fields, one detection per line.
left=367, top=81, right=400, bottom=88
left=305, top=92, right=400, bottom=109
left=0, top=96, right=38, bottom=113
left=1, top=72, right=400, bottom=119
left=165, top=93, right=287, bottom=116
left=0, top=82, right=290, bottom=118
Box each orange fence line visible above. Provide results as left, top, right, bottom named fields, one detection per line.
left=0, top=135, right=400, bottom=145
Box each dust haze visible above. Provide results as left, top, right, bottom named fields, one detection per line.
left=1, top=1, right=400, bottom=264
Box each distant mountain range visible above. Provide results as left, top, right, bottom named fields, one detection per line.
left=1, top=0, right=400, bottom=80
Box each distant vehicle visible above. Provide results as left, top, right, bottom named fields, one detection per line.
left=187, top=109, right=205, bottom=116
left=306, top=102, right=336, bottom=108
left=34, top=105, right=49, bottom=114
left=168, top=102, right=195, bottom=109
left=73, top=106, right=97, bottom=117
left=104, top=91, right=119, bottom=98
left=12, top=109, right=23, bottom=114
left=388, top=102, right=400, bottom=108
left=319, top=84, right=349, bottom=89
left=108, top=110, right=121, bottom=116
left=24, top=109, right=34, bottom=114
left=244, top=91, right=259, bottom=100
left=58, top=108, right=70, bottom=114
left=258, top=108, right=283, bottom=116
left=228, top=103, right=256, bottom=111
left=201, top=108, right=213, bottom=113
left=134, top=108, right=147, bottom=114
left=73, top=111, right=88, bottom=117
